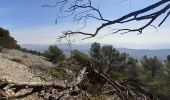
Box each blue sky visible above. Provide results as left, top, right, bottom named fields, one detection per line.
left=1, top=0, right=170, bottom=49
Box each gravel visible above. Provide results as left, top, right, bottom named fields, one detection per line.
left=0, top=48, right=56, bottom=100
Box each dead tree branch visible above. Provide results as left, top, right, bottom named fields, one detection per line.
left=47, top=0, right=170, bottom=39
left=0, top=67, right=87, bottom=100
left=89, top=68, right=135, bottom=100
left=0, top=80, right=68, bottom=100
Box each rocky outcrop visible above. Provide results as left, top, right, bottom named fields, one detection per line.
left=0, top=48, right=57, bottom=100
left=0, top=48, right=55, bottom=81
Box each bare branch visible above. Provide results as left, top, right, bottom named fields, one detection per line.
left=58, top=30, right=93, bottom=39
left=51, top=0, right=170, bottom=39
left=92, top=1, right=170, bottom=37
left=159, top=10, right=170, bottom=26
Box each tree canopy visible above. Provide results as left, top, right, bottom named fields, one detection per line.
left=44, top=45, right=66, bottom=63
left=0, top=28, right=20, bottom=49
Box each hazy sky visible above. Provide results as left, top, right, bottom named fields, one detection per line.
left=1, top=0, right=170, bottom=49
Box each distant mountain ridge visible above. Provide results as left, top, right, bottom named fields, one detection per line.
left=117, top=48, right=170, bottom=60
left=21, top=44, right=170, bottom=60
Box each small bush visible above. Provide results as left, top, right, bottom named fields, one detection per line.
left=10, top=58, right=22, bottom=63
left=51, top=70, right=62, bottom=78
left=110, top=71, right=127, bottom=80
left=51, top=70, right=74, bottom=81
left=20, top=48, right=43, bottom=56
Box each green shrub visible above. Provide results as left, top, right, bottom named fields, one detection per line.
left=51, top=70, right=73, bottom=81
left=110, top=71, right=127, bottom=80
left=44, top=45, right=66, bottom=63
left=10, top=58, right=22, bottom=63
left=71, top=49, right=89, bottom=65
left=0, top=28, right=20, bottom=49
left=20, top=48, right=43, bottom=56
left=51, top=70, right=62, bottom=78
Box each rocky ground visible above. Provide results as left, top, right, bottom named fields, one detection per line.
left=0, top=48, right=62, bottom=100
left=0, top=48, right=143, bottom=100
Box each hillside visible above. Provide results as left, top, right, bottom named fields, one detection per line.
left=0, top=48, right=65, bottom=100
left=2, top=44, right=170, bottom=99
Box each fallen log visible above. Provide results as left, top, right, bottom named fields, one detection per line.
left=8, top=82, right=67, bottom=91
left=0, top=80, right=68, bottom=100
left=0, top=67, right=87, bottom=100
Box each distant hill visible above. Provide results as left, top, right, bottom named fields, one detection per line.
left=21, top=44, right=170, bottom=60
left=117, top=48, right=170, bottom=60
left=21, top=44, right=49, bottom=52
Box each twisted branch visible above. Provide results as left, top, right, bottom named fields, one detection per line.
left=48, top=0, right=170, bottom=39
